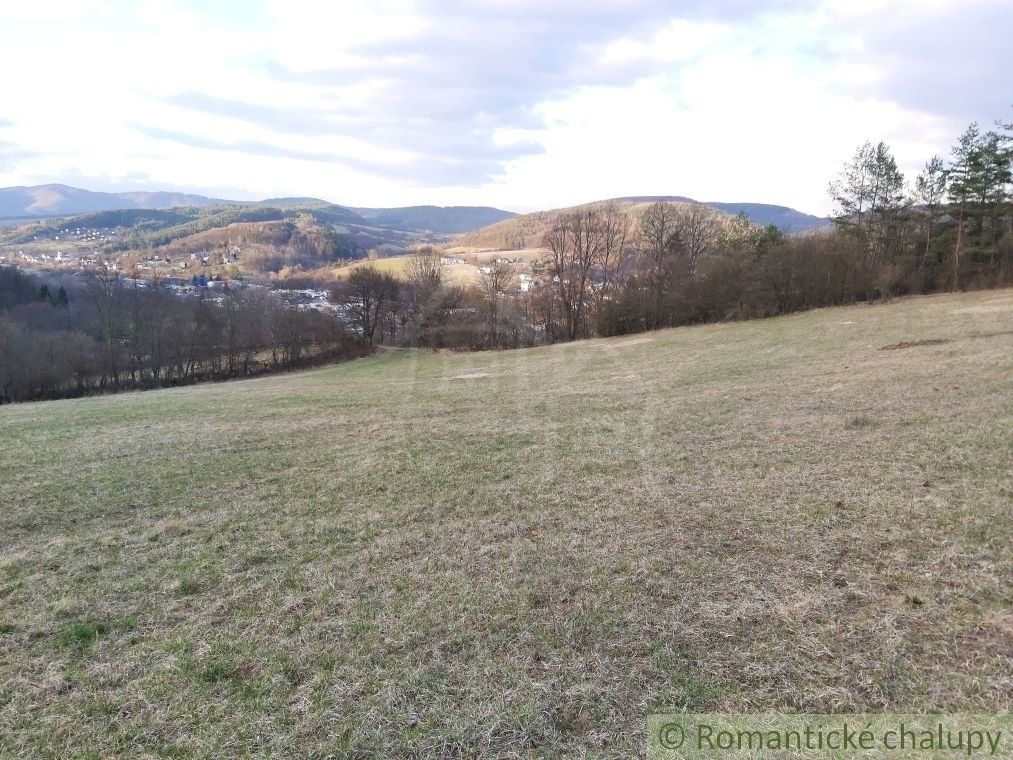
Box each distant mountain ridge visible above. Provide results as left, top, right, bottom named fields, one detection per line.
left=0, top=184, right=517, bottom=235
left=460, top=196, right=829, bottom=250
left=0, top=184, right=824, bottom=236
left=610, top=196, right=827, bottom=232
left=0, top=184, right=234, bottom=218
left=351, top=205, right=517, bottom=234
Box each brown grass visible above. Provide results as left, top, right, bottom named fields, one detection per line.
left=1, top=289, right=1011, bottom=757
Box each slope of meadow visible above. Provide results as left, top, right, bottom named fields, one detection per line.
left=330, top=254, right=482, bottom=287
left=1, top=290, right=1011, bottom=757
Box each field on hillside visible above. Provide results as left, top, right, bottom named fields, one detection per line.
left=1, top=290, right=1011, bottom=757
left=331, top=255, right=482, bottom=286
left=332, top=248, right=546, bottom=288
left=328, top=259, right=478, bottom=287
left=445, top=246, right=548, bottom=265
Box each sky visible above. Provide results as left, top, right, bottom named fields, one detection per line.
left=0, top=0, right=1009, bottom=215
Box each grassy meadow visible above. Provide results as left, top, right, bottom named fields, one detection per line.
left=330, top=248, right=545, bottom=288
left=1, top=289, right=1011, bottom=757
left=331, top=255, right=482, bottom=287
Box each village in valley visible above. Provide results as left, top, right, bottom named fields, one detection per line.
left=0, top=209, right=554, bottom=337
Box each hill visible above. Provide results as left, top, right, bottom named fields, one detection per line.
left=611, top=196, right=828, bottom=232
left=704, top=201, right=827, bottom=231
left=351, top=205, right=517, bottom=233
left=0, top=202, right=443, bottom=274
left=0, top=185, right=518, bottom=235
left=0, top=195, right=518, bottom=277
left=460, top=196, right=826, bottom=249
left=458, top=198, right=708, bottom=249
left=0, top=184, right=234, bottom=218
left=1, top=289, right=1009, bottom=755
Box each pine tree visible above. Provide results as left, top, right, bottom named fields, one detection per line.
left=866, top=141, right=906, bottom=261
left=946, top=124, right=982, bottom=288
left=977, top=130, right=1012, bottom=249
left=830, top=141, right=905, bottom=260
left=913, top=155, right=947, bottom=264
left=829, top=141, right=875, bottom=235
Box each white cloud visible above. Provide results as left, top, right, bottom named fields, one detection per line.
left=602, top=19, right=729, bottom=64
left=0, top=0, right=1008, bottom=214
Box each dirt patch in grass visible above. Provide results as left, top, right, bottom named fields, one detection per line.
left=879, top=338, right=950, bottom=350
left=588, top=336, right=656, bottom=349
left=452, top=372, right=493, bottom=380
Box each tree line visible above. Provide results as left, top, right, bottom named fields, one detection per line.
left=337, top=114, right=1011, bottom=348
left=4, top=113, right=1010, bottom=398
left=333, top=249, right=545, bottom=350
left=0, top=268, right=365, bottom=403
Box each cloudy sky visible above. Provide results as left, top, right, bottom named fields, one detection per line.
left=0, top=0, right=1009, bottom=214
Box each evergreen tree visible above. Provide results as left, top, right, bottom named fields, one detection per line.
left=913, top=155, right=947, bottom=264
left=977, top=130, right=1012, bottom=248
left=830, top=141, right=875, bottom=235
left=946, top=123, right=982, bottom=287
left=830, top=141, right=905, bottom=260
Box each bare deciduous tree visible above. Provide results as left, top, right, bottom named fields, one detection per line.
left=476, top=262, right=515, bottom=346
left=673, top=203, right=722, bottom=273
left=637, top=202, right=684, bottom=329
left=591, top=203, right=632, bottom=319
left=339, top=264, right=400, bottom=345
left=406, top=247, right=443, bottom=293
left=544, top=209, right=606, bottom=340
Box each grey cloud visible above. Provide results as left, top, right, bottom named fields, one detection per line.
left=166, top=91, right=544, bottom=166
left=159, top=2, right=782, bottom=187
left=867, top=6, right=1012, bottom=124
left=0, top=141, right=38, bottom=171
left=164, top=93, right=350, bottom=137
left=817, top=1, right=1012, bottom=127
left=151, top=0, right=1010, bottom=189
left=131, top=124, right=344, bottom=163
left=129, top=123, right=526, bottom=186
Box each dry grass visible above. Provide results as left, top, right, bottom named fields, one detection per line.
left=1, top=289, right=1011, bottom=757
left=332, top=256, right=482, bottom=286
left=331, top=248, right=545, bottom=288
left=445, top=247, right=548, bottom=264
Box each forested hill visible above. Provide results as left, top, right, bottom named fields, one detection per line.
left=0, top=185, right=518, bottom=234
left=460, top=196, right=827, bottom=249
left=0, top=184, right=233, bottom=218
left=350, top=205, right=517, bottom=233
left=609, top=196, right=827, bottom=232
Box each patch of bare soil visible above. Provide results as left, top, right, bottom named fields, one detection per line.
left=589, top=336, right=656, bottom=349
left=879, top=338, right=950, bottom=350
